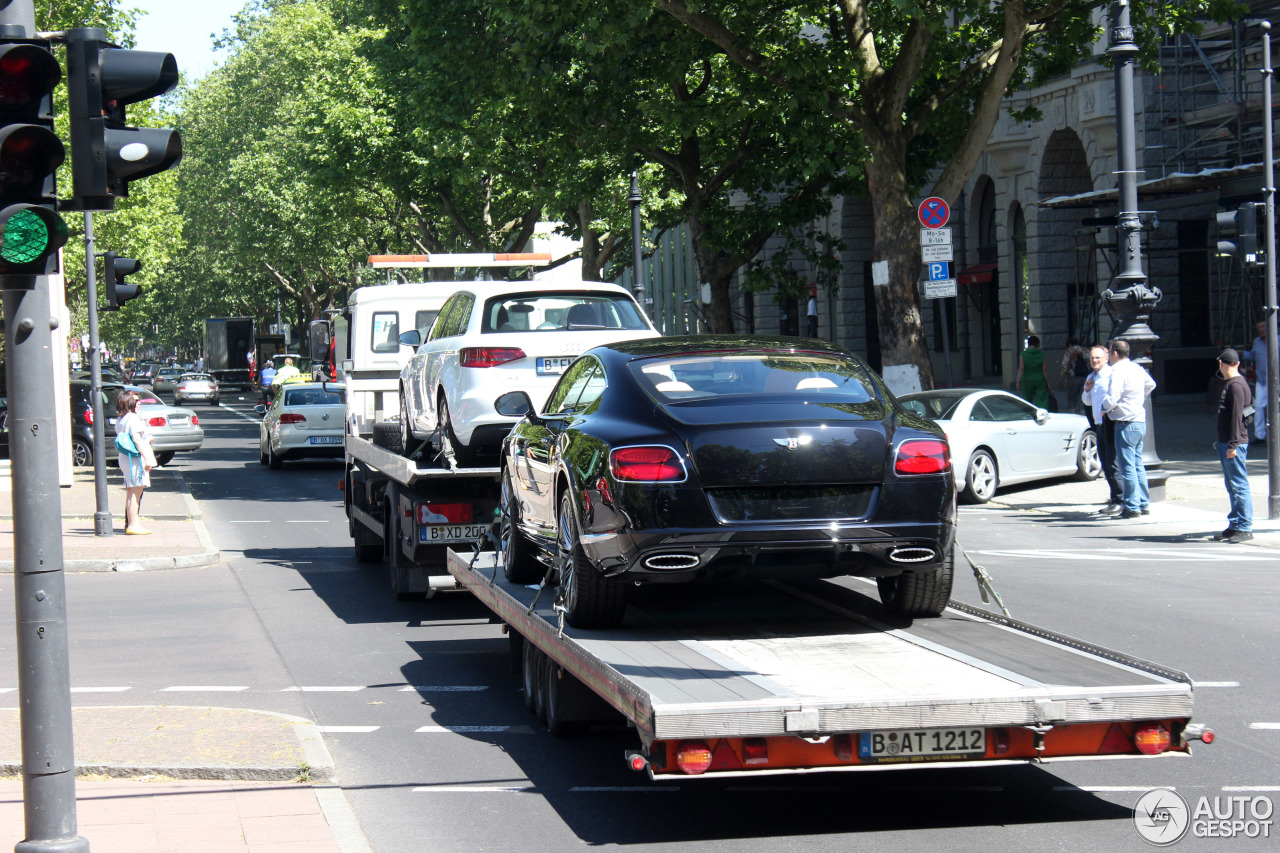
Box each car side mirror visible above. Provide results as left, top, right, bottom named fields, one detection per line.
left=495, top=391, right=535, bottom=420
left=253, top=405, right=266, bottom=416
left=398, top=329, right=421, bottom=348
left=1035, top=408, right=1049, bottom=425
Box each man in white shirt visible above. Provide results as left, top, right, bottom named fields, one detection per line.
left=1099, top=340, right=1157, bottom=518
left=1081, top=344, right=1123, bottom=515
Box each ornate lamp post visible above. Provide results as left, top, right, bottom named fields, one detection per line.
left=1102, top=0, right=1165, bottom=475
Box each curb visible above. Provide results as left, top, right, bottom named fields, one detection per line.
left=0, top=707, right=335, bottom=783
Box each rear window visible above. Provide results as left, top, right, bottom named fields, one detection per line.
left=900, top=395, right=966, bottom=420
left=630, top=352, right=878, bottom=405
left=482, top=292, right=648, bottom=333
left=284, top=388, right=345, bottom=406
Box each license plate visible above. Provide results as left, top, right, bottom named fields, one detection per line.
left=419, top=523, right=488, bottom=544
left=309, top=435, right=343, bottom=444
left=536, top=356, right=575, bottom=376
left=858, top=727, right=985, bottom=764
left=169, top=417, right=189, bottom=426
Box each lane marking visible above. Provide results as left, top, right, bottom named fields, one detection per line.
left=70, top=686, right=130, bottom=693
left=229, top=520, right=272, bottom=523
left=975, top=548, right=1274, bottom=562
left=159, top=686, right=249, bottom=692
left=317, top=726, right=380, bottom=733
left=1054, top=786, right=1170, bottom=792
left=412, top=786, right=535, bottom=793
left=727, top=785, right=844, bottom=793
left=1223, top=786, right=1280, bottom=792
left=399, top=686, right=488, bottom=692
left=286, top=520, right=330, bottom=523
left=0, top=688, right=16, bottom=693
left=284, top=686, right=365, bottom=692
left=415, top=725, right=522, bottom=733
left=1194, top=681, right=1241, bottom=687
left=570, top=787, right=679, bottom=793
left=1249, top=723, right=1280, bottom=729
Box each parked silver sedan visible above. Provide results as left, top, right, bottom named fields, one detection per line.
left=897, top=388, right=1101, bottom=503
left=121, top=386, right=205, bottom=466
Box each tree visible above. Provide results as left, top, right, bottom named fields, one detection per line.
left=652, top=0, right=1234, bottom=391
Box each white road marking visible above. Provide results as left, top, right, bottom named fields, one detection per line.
left=284, top=686, right=365, bottom=692
left=317, top=726, right=380, bottom=733
left=1054, top=786, right=1169, bottom=792
left=570, top=787, right=679, bottom=793
left=1223, top=786, right=1280, bottom=792
left=412, top=786, right=535, bottom=793
left=399, top=686, right=488, bottom=692
left=159, top=686, right=249, bottom=692
left=229, top=520, right=271, bottom=523
left=415, top=725, right=519, bottom=733
left=1249, top=722, right=1280, bottom=729
left=1194, top=681, right=1241, bottom=687
left=975, top=548, right=1274, bottom=562
left=286, top=520, right=330, bottom=523
left=70, top=686, right=130, bottom=693
left=219, top=405, right=264, bottom=425
left=0, top=688, right=15, bottom=693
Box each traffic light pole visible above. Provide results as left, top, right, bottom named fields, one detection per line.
left=82, top=212, right=111, bottom=535
left=1, top=5, right=92, bottom=852
left=1261, top=23, right=1279, bottom=520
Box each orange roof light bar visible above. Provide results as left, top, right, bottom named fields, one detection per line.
left=368, top=253, right=553, bottom=268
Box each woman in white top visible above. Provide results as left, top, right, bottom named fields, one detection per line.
left=115, top=390, right=158, bottom=535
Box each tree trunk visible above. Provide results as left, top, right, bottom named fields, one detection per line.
left=865, top=136, right=934, bottom=394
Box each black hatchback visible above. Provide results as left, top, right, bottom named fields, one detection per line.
left=496, top=335, right=957, bottom=629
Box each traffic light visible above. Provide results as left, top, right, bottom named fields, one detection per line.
left=102, top=250, right=141, bottom=309
left=0, top=38, right=69, bottom=281
left=64, top=27, right=181, bottom=211
left=1216, top=202, right=1261, bottom=265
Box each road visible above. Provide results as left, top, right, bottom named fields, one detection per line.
left=10, top=401, right=1280, bottom=851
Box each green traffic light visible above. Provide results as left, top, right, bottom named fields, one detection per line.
left=1, top=208, right=53, bottom=263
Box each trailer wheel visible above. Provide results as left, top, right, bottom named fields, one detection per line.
left=559, top=492, right=627, bottom=629
left=500, top=471, right=540, bottom=584
left=877, top=544, right=955, bottom=619
left=543, top=658, right=589, bottom=738
left=372, top=421, right=403, bottom=454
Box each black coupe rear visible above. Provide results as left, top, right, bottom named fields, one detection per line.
left=497, top=336, right=956, bottom=628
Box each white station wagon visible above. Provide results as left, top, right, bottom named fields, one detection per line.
left=397, top=280, right=658, bottom=465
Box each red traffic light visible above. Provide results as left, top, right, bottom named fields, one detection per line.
left=0, top=44, right=61, bottom=114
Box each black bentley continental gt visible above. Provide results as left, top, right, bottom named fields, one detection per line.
left=496, top=336, right=957, bottom=628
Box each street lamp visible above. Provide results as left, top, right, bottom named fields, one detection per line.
left=1102, top=0, right=1165, bottom=485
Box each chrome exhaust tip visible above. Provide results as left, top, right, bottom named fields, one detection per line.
left=643, top=553, right=701, bottom=570
left=888, top=547, right=936, bottom=564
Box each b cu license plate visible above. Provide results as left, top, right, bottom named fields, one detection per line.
left=419, top=523, right=488, bottom=544
left=536, top=356, right=575, bottom=376
left=858, top=727, right=985, bottom=763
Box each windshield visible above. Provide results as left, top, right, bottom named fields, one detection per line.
left=482, top=292, right=648, bottom=333
left=631, top=352, right=878, bottom=405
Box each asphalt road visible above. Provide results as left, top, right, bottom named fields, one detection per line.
left=6, top=399, right=1279, bottom=852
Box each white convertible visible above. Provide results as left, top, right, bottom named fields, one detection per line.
left=397, top=280, right=658, bottom=465
left=897, top=388, right=1101, bottom=503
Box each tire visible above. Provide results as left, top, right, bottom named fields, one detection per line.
left=1073, top=429, right=1103, bottom=481
left=352, top=521, right=383, bottom=563
left=259, top=439, right=269, bottom=465
left=544, top=657, right=589, bottom=737
left=437, top=396, right=478, bottom=467
left=72, top=438, right=93, bottom=468
left=960, top=449, right=998, bottom=503
left=501, top=470, right=541, bottom=584
left=267, top=442, right=283, bottom=470
left=877, top=544, right=955, bottom=619
left=559, top=492, right=627, bottom=629
left=521, top=640, right=540, bottom=713
left=399, top=392, right=414, bottom=458
left=154, top=451, right=175, bottom=466
left=371, top=421, right=403, bottom=454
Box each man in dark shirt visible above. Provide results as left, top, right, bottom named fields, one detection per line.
left=1214, top=349, right=1254, bottom=543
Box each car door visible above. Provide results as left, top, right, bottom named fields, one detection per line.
left=425, top=293, right=474, bottom=429
left=405, top=296, right=457, bottom=427
left=511, top=357, right=598, bottom=531
left=980, top=394, right=1072, bottom=473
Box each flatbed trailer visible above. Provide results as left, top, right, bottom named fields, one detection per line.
left=344, top=433, right=501, bottom=597
left=446, top=547, right=1212, bottom=779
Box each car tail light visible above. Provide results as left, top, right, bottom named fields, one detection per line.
left=675, top=741, right=713, bottom=775
left=418, top=503, right=473, bottom=524
left=460, top=347, right=526, bottom=368
left=83, top=408, right=93, bottom=425
left=191, top=415, right=200, bottom=426
left=991, top=728, right=1010, bottom=755
left=279, top=413, right=306, bottom=424
left=741, top=738, right=768, bottom=766
left=1134, top=724, right=1172, bottom=755
left=147, top=416, right=167, bottom=427
left=610, top=446, right=685, bottom=482
left=895, top=439, right=950, bottom=475
left=832, top=734, right=854, bottom=761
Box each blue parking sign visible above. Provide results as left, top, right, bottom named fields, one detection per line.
left=928, top=262, right=950, bottom=281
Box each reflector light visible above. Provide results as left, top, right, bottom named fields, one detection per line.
left=147, top=416, right=166, bottom=427
left=832, top=734, right=854, bottom=761
left=742, top=738, right=769, bottom=766
left=991, top=728, right=1010, bottom=755
left=419, top=503, right=473, bottom=524
left=675, top=741, right=713, bottom=775
left=460, top=347, right=525, bottom=368
left=1200, top=729, right=1215, bottom=744
left=1134, top=724, right=1172, bottom=755
left=628, top=753, right=648, bottom=772
left=895, top=439, right=951, bottom=475
left=610, top=446, right=685, bottom=482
